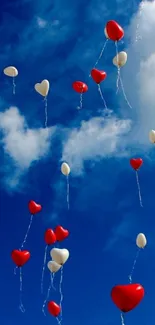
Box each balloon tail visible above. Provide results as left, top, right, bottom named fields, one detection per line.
left=44, top=96, right=48, bottom=128
left=41, top=245, right=48, bottom=294
left=80, top=93, right=83, bottom=109
left=120, top=313, right=125, bottom=325
left=135, top=171, right=143, bottom=207
left=56, top=317, right=62, bottom=325
left=59, top=267, right=64, bottom=322
left=92, top=39, right=108, bottom=71
left=128, top=248, right=140, bottom=283
left=42, top=274, right=52, bottom=316
left=20, top=214, right=33, bottom=249
left=19, top=267, right=25, bottom=313
left=13, top=77, right=16, bottom=95
left=66, top=175, right=70, bottom=210
left=14, top=266, right=18, bottom=275
left=97, top=84, right=108, bottom=112
left=119, top=76, right=132, bottom=109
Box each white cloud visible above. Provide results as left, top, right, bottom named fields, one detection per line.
left=62, top=116, right=131, bottom=174
left=0, top=106, right=56, bottom=188
left=36, top=17, right=47, bottom=28
left=122, top=0, right=155, bottom=145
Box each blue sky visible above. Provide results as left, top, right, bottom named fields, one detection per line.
left=1, top=0, right=155, bottom=324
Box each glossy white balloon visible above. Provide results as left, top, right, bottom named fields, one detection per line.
left=50, top=248, right=69, bottom=265
left=35, top=79, right=49, bottom=97
left=61, top=162, right=70, bottom=176
left=3, top=66, right=18, bottom=77
left=113, top=51, right=127, bottom=67
left=136, top=233, right=147, bottom=248
left=47, top=260, right=62, bottom=273
left=149, top=130, right=155, bottom=143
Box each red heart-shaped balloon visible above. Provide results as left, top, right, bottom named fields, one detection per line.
left=54, top=225, right=69, bottom=241
left=130, top=158, right=143, bottom=171
left=28, top=200, right=42, bottom=215
left=111, top=284, right=144, bottom=312
left=72, top=81, right=88, bottom=93
left=48, top=301, right=61, bottom=317
left=91, top=69, right=107, bottom=84
left=105, top=20, right=124, bottom=41
left=44, top=229, right=56, bottom=245
left=11, top=250, right=30, bottom=267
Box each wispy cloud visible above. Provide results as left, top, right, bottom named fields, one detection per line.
left=0, top=106, right=56, bottom=189
left=62, top=115, right=131, bottom=174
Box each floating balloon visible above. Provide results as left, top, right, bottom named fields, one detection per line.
left=3, top=66, right=18, bottom=94
left=48, top=301, right=61, bottom=317
left=72, top=81, right=88, bottom=109
left=113, top=51, right=127, bottom=67
left=34, top=79, right=50, bottom=128
left=61, top=162, right=70, bottom=210
left=47, top=261, right=62, bottom=273
left=11, top=250, right=30, bottom=313
left=50, top=248, right=69, bottom=265
left=136, top=233, right=147, bottom=248
left=91, top=68, right=108, bottom=111
left=149, top=130, right=155, bottom=143
left=128, top=233, right=147, bottom=283
left=54, top=226, right=69, bottom=242
left=105, top=20, right=124, bottom=41
left=111, top=284, right=144, bottom=312
left=130, top=158, right=143, bottom=207
left=41, top=229, right=56, bottom=294
left=20, top=201, right=42, bottom=250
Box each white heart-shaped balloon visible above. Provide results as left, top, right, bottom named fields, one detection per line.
left=50, top=248, right=69, bottom=265
left=34, top=79, right=49, bottom=97
left=149, top=130, right=155, bottom=143
left=47, top=260, right=62, bottom=273
left=4, top=66, right=18, bottom=77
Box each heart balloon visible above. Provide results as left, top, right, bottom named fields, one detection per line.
left=91, top=69, right=107, bottom=84
left=44, top=229, right=56, bottom=245
left=48, top=301, right=61, bottom=317
left=50, top=248, right=69, bottom=265
left=47, top=261, right=62, bottom=273
left=105, top=20, right=124, bottom=41
left=54, top=225, right=69, bottom=242
left=28, top=200, right=42, bottom=215
left=72, top=81, right=88, bottom=93
left=111, top=284, right=144, bottom=312
left=34, top=79, right=49, bottom=97
left=130, top=158, right=143, bottom=171
left=11, top=250, right=30, bottom=267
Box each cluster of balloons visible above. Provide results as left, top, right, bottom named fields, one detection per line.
left=10, top=163, right=70, bottom=319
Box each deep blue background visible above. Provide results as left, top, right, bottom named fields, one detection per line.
left=0, top=0, right=155, bottom=325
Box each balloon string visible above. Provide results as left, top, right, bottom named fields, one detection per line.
left=115, top=41, right=121, bottom=93
left=97, top=84, right=108, bottom=111
left=20, top=214, right=34, bottom=249
left=80, top=93, right=83, bottom=109
left=66, top=176, right=70, bottom=210
left=56, top=317, right=62, bottom=325
left=119, top=76, right=132, bottom=109
left=59, top=267, right=63, bottom=322
left=44, top=96, right=48, bottom=128
left=14, top=266, right=18, bottom=275
left=135, top=171, right=143, bottom=207
left=51, top=272, right=56, bottom=291
left=41, top=245, right=48, bottom=294
left=91, top=39, right=108, bottom=72
left=128, top=248, right=141, bottom=283
left=42, top=274, right=53, bottom=316
left=120, top=313, right=125, bottom=325
left=13, top=77, right=16, bottom=95
left=19, top=267, right=25, bottom=313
